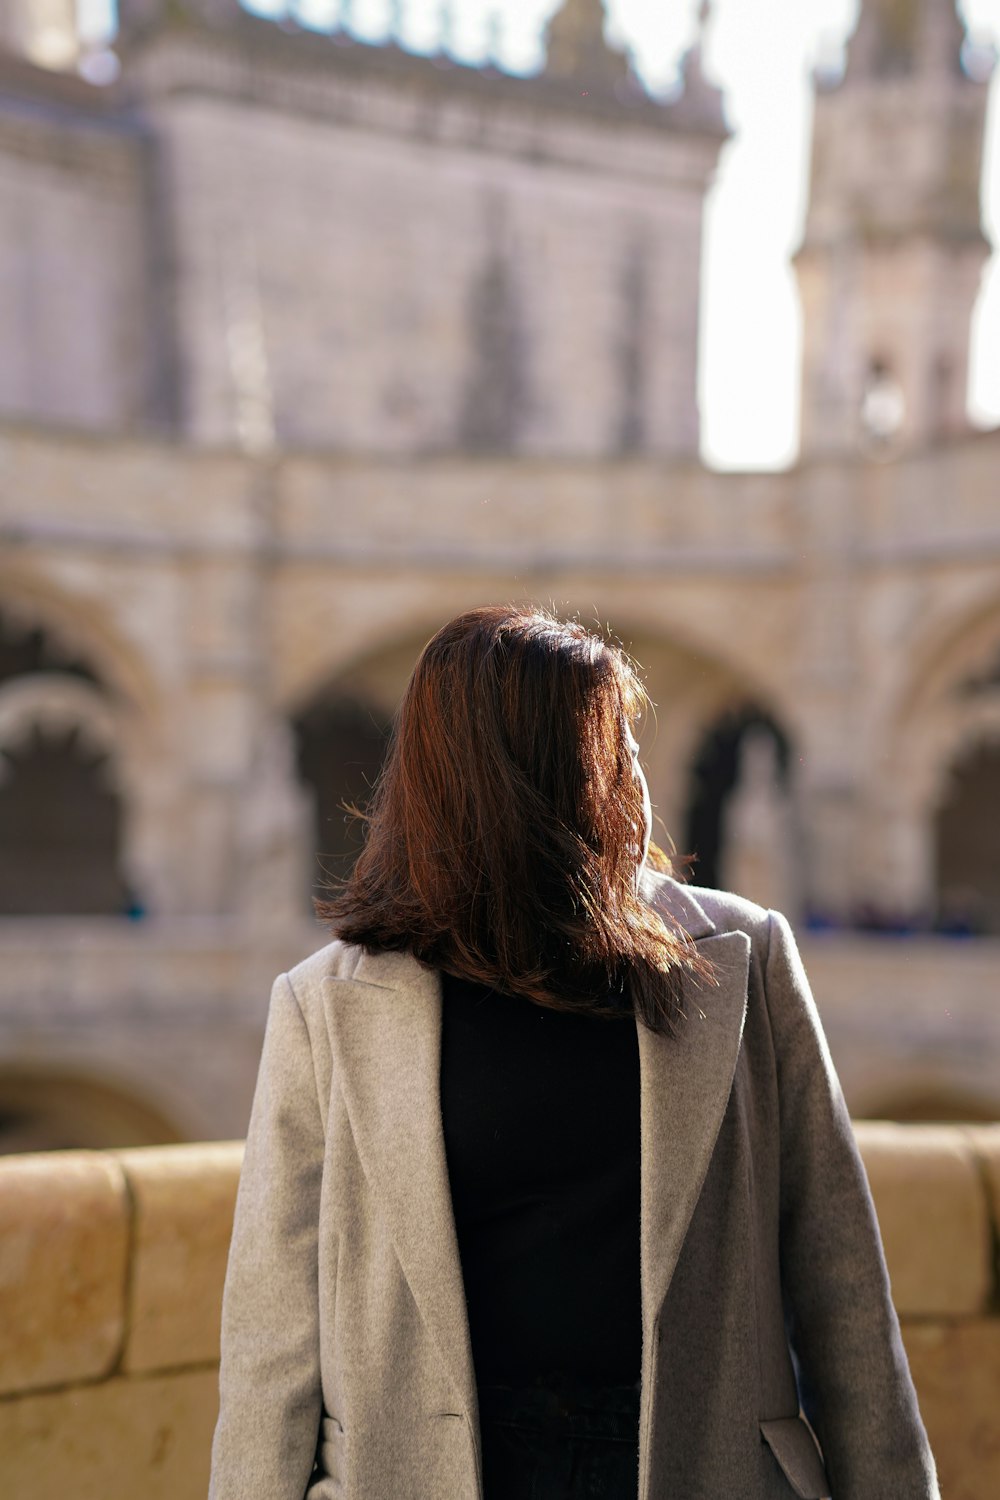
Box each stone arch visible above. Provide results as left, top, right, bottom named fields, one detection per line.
left=275, top=589, right=447, bottom=722
left=0, top=582, right=172, bottom=914
left=0, top=608, right=103, bottom=690
left=0, top=567, right=162, bottom=720
left=871, top=594, right=1000, bottom=921
left=934, top=740, right=1000, bottom=934
left=284, top=612, right=800, bottom=909
left=287, top=631, right=427, bottom=899
left=0, top=1068, right=185, bottom=1154
left=0, top=684, right=137, bottom=915
left=604, top=625, right=794, bottom=869
left=0, top=673, right=139, bottom=917
left=0, top=674, right=121, bottom=776
left=890, top=592, right=1000, bottom=745
left=624, top=625, right=801, bottom=916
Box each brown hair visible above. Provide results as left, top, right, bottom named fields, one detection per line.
left=318, top=605, right=713, bottom=1034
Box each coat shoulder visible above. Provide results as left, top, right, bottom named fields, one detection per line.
left=285, top=935, right=364, bottom=1009
left=645, top=869, right=775, bottom=949
left=687, top=881, right=773, bottom=942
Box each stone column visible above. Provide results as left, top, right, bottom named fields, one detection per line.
left=236, top=716, right=314, bottom=934
left=720, top=727, right=798, bottom=920
left=790, top=462, right=865, bottom=923
left=176, top=460, right=313, bottom=929
left=178, top=545, right=264, bottom=917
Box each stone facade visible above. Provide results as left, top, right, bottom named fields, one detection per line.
left=0, top=55, right=151, bottom=430
left=0, top=1, right=998, bottom=1147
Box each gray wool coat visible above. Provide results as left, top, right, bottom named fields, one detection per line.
left=208, top=872, right=939, bottom=1500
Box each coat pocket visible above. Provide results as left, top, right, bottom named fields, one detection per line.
left=760, top=1416, right=830, bottom=1499
left=315, top=1414, right=346, bottom=1488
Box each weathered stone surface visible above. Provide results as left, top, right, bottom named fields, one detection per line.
left=0, top=1150, right=129, bottom=1396
left=0, top=0, right=998, bottom=1169
left=0, top=1139, right=996, bottom=1500
left=116, top=1142, right=243, bottom=1373
left=902, top=1320, right=1000, bottom=1500
left=0, top=1368, right=220, bottom=1500
left=963, top=1125, right=1000, bottom=1305
left=855, top=1123, right=991, bottom=1316
left=964, top=1125, right=1000, bottom=1229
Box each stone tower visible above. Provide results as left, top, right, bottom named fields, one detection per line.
left=796, top=0, right=994, bottom=456
left=542, top=0, right=630, bottom=91
left=0, top=0, right=78, bottom=67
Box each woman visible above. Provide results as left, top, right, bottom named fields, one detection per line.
left=209, top=605, right=938, bottom=1500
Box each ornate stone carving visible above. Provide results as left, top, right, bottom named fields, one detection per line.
left=543, top=0, right=629, bottom=91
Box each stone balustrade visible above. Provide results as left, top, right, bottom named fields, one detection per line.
left=0, top=1127, right=998, bottom=1499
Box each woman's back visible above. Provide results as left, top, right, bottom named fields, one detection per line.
left=208, top=606, right=940, bottom=1500
left=440, top=970, right=641, bottom=1387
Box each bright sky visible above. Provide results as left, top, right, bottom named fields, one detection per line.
left=78, top=0, right=1000, bottom=470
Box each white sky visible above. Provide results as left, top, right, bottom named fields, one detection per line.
left=79, top=0, right=1000, bottom=470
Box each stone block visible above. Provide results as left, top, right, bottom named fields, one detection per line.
left=855, top=1123, right=991, bottom=1316
left=963, top=1125, right=1000, bottom=1228
left=0, top=1367, right=220, bottom=1500
left=0, top=1150, right=129, bottom=1396
left=963, top=1125, right=1000, bottom=1305
left=902, top=1320, right=1000, bottom=1500
left=116, top=1142, right=243, bottom=1373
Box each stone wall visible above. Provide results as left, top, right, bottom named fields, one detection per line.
left=0, top=9, right=722, bottom=455
left=135, top=24, right=715, bottom=457
left=4, top=424, right=999, bottom=931
left=0, top=1127, right=998, bottom=1499
left=3, top=416, right=1000, bottom=1145
left=0, top=57, right=150, bottom=432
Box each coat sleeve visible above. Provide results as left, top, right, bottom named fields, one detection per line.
left=209, top=972, right=325, bottom=1500
left=763, top=908, right=940, bottom=1500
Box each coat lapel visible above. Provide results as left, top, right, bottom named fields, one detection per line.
left=636, top=872, right=751, bottom=1320
left=637, top=927, right=751, bottom=1323
left=323, top=875, right=750, bottom=1424
left=322, top=950, right=479, bottom=1421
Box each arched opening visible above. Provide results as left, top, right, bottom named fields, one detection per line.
left=0, top=609, right=103, bottom=690
left=289, top=626, right=796, bottom=911
left=861, top=356, right=905, bottom=445
left=0, top=606, right=138, bottom=916
left=0, top=721, right=136, bottom=916
left=0, top=1070, right=184, bottom=1154
left=877, top=596, right=1000, bottom=925
left=683, top=705, right=792, bottom=892
left=934, top=741, right=1000, bottom=935
left=292, top=694, right=392, bottom=899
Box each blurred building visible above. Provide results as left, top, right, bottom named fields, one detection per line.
left=0, top=0, right=998, bottom=1149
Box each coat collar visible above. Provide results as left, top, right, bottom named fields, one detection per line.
left=638, top=866, right=717, bottom=940
left=323, top=874, right=748, bottom=1423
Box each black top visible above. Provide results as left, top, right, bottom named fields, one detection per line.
left=439, top=971, right=642, bottom=1386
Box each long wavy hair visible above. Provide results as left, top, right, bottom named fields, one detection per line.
left=318, top=605, right=713, bottom=1034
